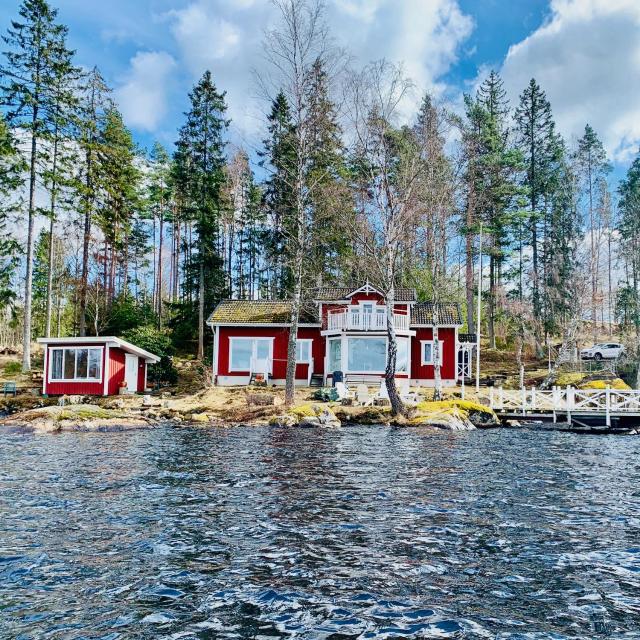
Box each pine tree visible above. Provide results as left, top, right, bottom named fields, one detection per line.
left=1, top=0, right=75, bottom=369
left=617, top=149, right=640, bottom=334
left=95, top=108, right=140, bottom=309
left=146, top=142, right=172, bottom=326
left=574, top=124, right=611, bottom=338
left=174, top=70, right=229, bottom=358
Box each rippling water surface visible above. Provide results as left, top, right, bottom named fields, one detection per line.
left=2, top=426, right=640, bottom=639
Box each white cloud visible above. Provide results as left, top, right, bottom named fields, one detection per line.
left=500, top=0, right=640, bottom=162
left=115, top=51, right=178, bottom=132
left=163, top=0, right=473, bottom=142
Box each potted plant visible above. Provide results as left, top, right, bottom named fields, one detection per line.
left=118, top=380, right=128, bottom=395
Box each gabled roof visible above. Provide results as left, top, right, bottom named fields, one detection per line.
left=207, top=300, right=320, bottom=325
left=314, top=285, right=417, bottom=302
left=36, top=336, right=160, bottom=363
left=410, top=302, right=463, bottom=326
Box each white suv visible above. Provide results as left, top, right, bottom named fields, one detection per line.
left=580, top=342, right=624, bottom=361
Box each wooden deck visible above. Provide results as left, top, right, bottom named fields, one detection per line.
left=483, top=386, right=640, bottom=432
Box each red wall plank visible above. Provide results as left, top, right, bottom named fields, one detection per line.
left=108, top=348, right=126, bottom=395
left=44, top=343, right=107, bottom=396
left=411, top=327, right=456, bottom=380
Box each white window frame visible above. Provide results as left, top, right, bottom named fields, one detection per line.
left=228, top=337, right=274, bottom=372
left=49, top=346, right=103, bottom=382
left=346, top=336, right=388, bottom=374
left=295, top=339, right=313, bottom=363
left=421, top=340, right=443, bottom=366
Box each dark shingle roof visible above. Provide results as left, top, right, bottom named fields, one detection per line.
left=314, top=286, right=417, bottom=302
left=207, top=300, right=320, bottom=325
left=411, top=302, right=463, bottom=326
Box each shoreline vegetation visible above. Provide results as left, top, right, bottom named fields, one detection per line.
left=0, top=386, right=500, bottom=432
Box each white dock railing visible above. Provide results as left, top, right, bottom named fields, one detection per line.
left=327, top=311, right=409, bottom=332
left=487, top=386, right=640, bottom=427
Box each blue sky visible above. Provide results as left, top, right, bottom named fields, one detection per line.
left=2, top=0, right=639, bottom=176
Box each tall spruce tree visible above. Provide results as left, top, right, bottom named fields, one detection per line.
left=1, top=0, right=75, bottom=369
left=0, top=114, right=25, bottom=307
left=76, top=66, right=111, bottom=335
left=175, top=70, right=229, bottom=358
left=305, top=58, right=351, bottom=285
left=473, top=72, right=524, bottom=348
left=260, top=91, right=296, bottom=297
left=515, top=79, right=560, bottom=323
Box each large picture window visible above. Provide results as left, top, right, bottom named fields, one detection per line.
left=50, top=347, right=102, bottom=381
left=348, top=337, right=386, bottom=372
left=229, top=338, right=273, bottom=372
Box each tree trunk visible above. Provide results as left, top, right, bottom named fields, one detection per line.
left=432, top=325, right=442, bottom=401
left=385, top=284, right=405, bottom=417
left=198, top=260, right=205, bottom=360
left=22, top=114, right=40, bottom=371
left=157, top=205, right=164, bottom=328
left=465, top=196, right=475, bottom=333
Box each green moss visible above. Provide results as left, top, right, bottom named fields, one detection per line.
left=56, top=405, right=118, bottom=422
left=580, top=378, right=631, bottom=390
left=415, top=399, right=493, bottom=416
left=556, top=372, right=586, bottom=386
left=289, top=404, right=320, bottom=418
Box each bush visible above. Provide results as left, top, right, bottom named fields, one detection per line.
left=3, top=361, right=22, bottom=377
left=122, top=325, right=178, bottom=387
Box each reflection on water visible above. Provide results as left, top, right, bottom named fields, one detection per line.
left=1, top=426, right=640, bottom=638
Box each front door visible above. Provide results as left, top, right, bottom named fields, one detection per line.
left=124, top=354, right=138, bottom=392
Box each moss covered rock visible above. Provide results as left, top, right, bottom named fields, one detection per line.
left=409, top=399, right=498, bottom=430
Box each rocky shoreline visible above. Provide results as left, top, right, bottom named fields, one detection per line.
left=0, top=394, right=499, bottom=432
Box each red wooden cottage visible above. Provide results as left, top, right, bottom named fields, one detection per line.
left=37, top=337, right=160, bottom=396
left=207, top=283, right=467, bottom=387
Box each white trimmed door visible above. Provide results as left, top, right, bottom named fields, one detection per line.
left=125, top=354, right=138, bottom=392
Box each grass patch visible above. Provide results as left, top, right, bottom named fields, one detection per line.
left=3, top=361, right=22, bottom=377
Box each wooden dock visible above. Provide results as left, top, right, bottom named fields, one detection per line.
left=482, top=387, right=640, bottom=434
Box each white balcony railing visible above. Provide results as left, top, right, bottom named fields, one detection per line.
left=326, top=310, right=409, bottom=332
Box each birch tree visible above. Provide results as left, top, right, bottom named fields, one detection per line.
left=260, top=0, right=335, bottom=406
left=346, top=60, right=422, bottom=416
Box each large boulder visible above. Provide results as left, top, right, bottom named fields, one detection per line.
left=408, top=399, right=499, bottom=430
left=271, top=404, right=341, bottom=428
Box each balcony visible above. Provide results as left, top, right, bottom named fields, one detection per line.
left=326, top=310, right=410, bottom=332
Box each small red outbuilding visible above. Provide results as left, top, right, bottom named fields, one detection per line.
left=37, top=336, right=160, bottom=397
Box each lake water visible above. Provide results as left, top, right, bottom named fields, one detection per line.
left=1, top=425, right=640, bottom=639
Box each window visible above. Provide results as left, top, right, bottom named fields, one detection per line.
left=328, top=339, right=342, bottom=373
left=348, top=337, right=386, bottom=372
left=50, top=347, right=102, bottom=381
left=396, top=338, right=409, bottom=373
left=421, top=340, right=443, bottom=366
left=229, top=338, right=273, bottom=372
left=295, top=339, right=312, bottom=363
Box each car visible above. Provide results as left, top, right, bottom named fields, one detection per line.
left=580, top=342, right=624, bottom=361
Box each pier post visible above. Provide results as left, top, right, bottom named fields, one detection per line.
left=489, top=386, right=494, bottom=409
left=521, top=386, right=526, bottom=415
left=499, top=386, right=504, bottom=410
left=567, top=386, right=573, bottom=425
left=606, top=386, right=611, bottom=427
left=531, top=386, right=536, bottom=410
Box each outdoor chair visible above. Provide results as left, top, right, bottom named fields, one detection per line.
left=335, top=382, right=354, bottom=402
left=3, top=381, right=17, bottom=397
left=356, top=384, right=373, bottom=406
